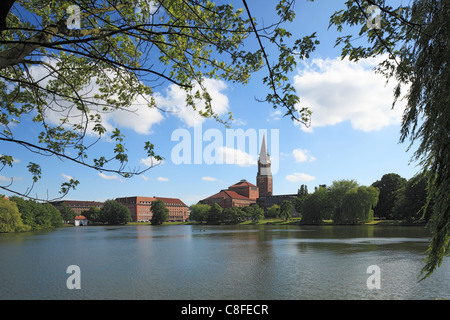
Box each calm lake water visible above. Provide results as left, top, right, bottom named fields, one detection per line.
left=0, top=224, right=449, bottom=300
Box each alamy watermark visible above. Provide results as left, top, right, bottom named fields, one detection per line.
left=366, top=5, right=381, bottom=30
left=66, top=5, right=81, bottom=30
left=170, top=125, right=280, bottom=174
left=66, top=265, right=81, bottom=290
left=366, top=265, right=381, bottom=290
left=65, top=1, right=154, bottom=30
left=66, top=3, right=383, bottom=39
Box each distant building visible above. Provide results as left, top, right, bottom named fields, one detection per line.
left=157, top=197, right=189, bottom=222
left=200, top=134, right=301, bottom=216
left=256, top=134, right=273, bottom=197
left=115, top=196, right=188, bottom=222
left=74, top=215, right=88, bottom=226
left=257, top=194, right=299, bottom=217
left=255, top=135, right=299, bottom=216
left=200, top=180, right=259, bottom=208
left=50, top=200, right=104, bottom=215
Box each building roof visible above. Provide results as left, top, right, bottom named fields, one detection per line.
left=204, top=189, right=251, bottom=201
left=114, top=196, right=187, bottom=207
left=51, top=200, right=104, bottom=207
left=155, top=197, right=188, bottom=207
left=229, top=179, right=257, bottom=188
left=74, top=215, right=87, bottom=220
left=258, top=134, right=270, bottom=165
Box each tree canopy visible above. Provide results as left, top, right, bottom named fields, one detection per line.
left=8, top=196, right=62, bottom=230
left=328, top=0, right=450, bottom=279
left=335, top=186, right=379, bottom=224
left=0, top=0, right=314, bottom=200
left=372, top=173, right=407, bottom=219
left=150, top=199, right=168, bottom=225
left=189, top=203, right=210, bottom=224
left=99, top=199, right=131, bottom=224
left=279, top=199, right=292, bottom=221
left=301, top=186, right=331, bottom=225
left=0, top=197, right=30, bottom=232
left=392, top=172, right=433, bottom=222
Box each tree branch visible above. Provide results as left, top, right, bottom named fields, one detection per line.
left=0, top=137, right=158, bottom=177
left=0, top=0, right=15, bottom=31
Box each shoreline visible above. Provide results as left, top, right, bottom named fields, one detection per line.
left=124, top=218, right=428, bottom=227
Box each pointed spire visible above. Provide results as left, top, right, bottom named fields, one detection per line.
left=258, top=134, right=270, bottom=165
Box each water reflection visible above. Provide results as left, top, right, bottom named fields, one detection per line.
left=0, top=224, right=448, bottom=300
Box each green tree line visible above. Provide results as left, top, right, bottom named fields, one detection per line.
left=189, top=172, right=432, bottom=226
left=0, top=197, right=138, bottom=232
left=82, top=199, right=168, bottom=225
left=190, top=203, right=265, bottom=225
left=0, top=196, right=63, bottom=232
left=78, top=200, right=132, bottom=225
left=296, top=172, right=432, bottom=225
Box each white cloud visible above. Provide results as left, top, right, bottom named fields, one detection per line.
left=157, top=177, right=169, bottom=182
left=140, top=157, right=164, bottom=167
left=286, top=172, right=316, bottom=182
left=231, top=118, right=247, bottom=126
left=292, top=148, right=316, bottom=163
left=202, top=176, right=217, bottom=181
left=105, top=99, right=164, bottom=135
left=0, top=175, right=11, bottom=182
left=61, top=173, right=74, bottom=181
left=98, top=172, right=119, bottom=180
left=27, top=59, right=230, bottom=135
left=293, top=56, right=406, bottom=132
left=154, top=78, right=229, bottom=127
left=269, top=110, right=282, bottom=121
left=217, top=146, right=257, bottom=167
left=28, top=60, right=164, bottom=136
left=0, top=175, right=23, bottom=182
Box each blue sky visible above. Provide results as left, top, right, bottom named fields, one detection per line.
left=1, top=1, right=420, bottom=206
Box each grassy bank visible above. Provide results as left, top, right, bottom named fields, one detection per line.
left=126, top=217, right=426, bottom=227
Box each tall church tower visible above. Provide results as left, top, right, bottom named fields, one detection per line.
left=257, top=134, right=273, bottom=197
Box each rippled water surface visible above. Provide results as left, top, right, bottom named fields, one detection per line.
left=1, top=224, right=449, bottom=299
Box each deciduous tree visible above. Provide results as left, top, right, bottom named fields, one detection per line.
left=372, top=173, right=406, bottom=219
left=279, top=200, right=292, bottom=221
left=189, top=203, right=210, bottom=224
left=206, top=203, right=223, bottom=225
left=335, top=186, right=379, bottom=224
left=59, top=202, right=76, bottom=224
left=82, top=206, right=101, bottom=223
left=150, top=199, right=168, bottom=225
left=0, top=197, right=30, bottom=232
left=0, top=0, right=314, bottom=200
left=392, top=172, right=432, bottom=222
left=265, top=204, right=280, bottom=219
left=302, top=186, right=331, bottom=224
left=328, top=179, right=359, bottom=221
left=329, top=0, right=450, bottom=278
left=250, top=204, right=264, bottom=223
left=100, top=199, right=131, bottom=224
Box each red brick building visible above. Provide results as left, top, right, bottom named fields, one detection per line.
left=200, top=180, right=259, bottom=208
left=256, top=134, right=273, bottom=197
left=50, top=200, right=104, bottom=215
left=200, top=134, right=275, bottom=210
left=156, top=197, right=189, bottom=222
left=115, top=196, right=188, bottom=222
